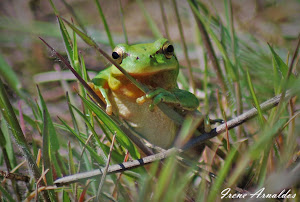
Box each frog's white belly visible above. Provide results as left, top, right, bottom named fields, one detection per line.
left=110, top=92, right=177, bottom=149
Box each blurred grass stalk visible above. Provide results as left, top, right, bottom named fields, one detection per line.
left=94, top=0, right=115, bottom=49
left=172, top=0, right=196, bottom=93
left=0, top=0, right=298, bottom=200
left=0, top=53, right=22, bottom=94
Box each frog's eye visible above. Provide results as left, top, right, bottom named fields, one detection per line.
left=112, top=47, right=123, bottom=64
left=162, top=42, right=174, bottom=59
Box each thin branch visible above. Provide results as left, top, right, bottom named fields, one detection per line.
left=55, top=148, right=178, bottom=186
left=54, top=90, right=292, bottom=186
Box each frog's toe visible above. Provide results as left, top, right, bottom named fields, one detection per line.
left=145, top=88, right=166, bottom=99
left=152, top=94, right=164, bottom=105
left=106, top=104, right=113, bottom=115
left=146, top=95, right=163, bottom=111
left=149, top=103, right=155, bottom=111
left=147, top=94, right=169, bottom=111
left=154, top=93, right=177, bottom=105
left=136, top=95, right=147, bottom=104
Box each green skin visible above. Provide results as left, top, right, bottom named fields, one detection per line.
left=91, top=38, right=203, bottom=148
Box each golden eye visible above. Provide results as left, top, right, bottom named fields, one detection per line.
left=112, top=47, right=123, bottom=64
left=162, top=42, right=174, bottom=59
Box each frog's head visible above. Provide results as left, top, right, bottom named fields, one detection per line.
left=110, top=38, right=178, bottom=76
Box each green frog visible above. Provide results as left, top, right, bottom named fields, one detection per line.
left=90, top=38, right=199, bottom=149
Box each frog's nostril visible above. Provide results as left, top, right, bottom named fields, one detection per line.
left=136, top=57, right=139, bottom=60
left=150, top=55, right=153, bottom=58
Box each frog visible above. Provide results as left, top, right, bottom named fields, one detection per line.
left=89, top=38, right=200, bottom=149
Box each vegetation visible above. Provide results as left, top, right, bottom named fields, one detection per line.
left=0, top=0, right=299, bottom=201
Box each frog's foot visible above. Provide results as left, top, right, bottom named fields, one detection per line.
left=197, top=114, right=222, bottom=133
left=137, top=88, right=179, bottom=111
left=202, top=117, right=224, bottom=133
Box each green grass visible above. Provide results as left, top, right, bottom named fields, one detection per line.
left=0, top=0, right=299, bottom=201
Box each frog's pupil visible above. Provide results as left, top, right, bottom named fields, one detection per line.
left=112, top=52, right=120, bottom=59
left=167, top=45, right=174, bottom=53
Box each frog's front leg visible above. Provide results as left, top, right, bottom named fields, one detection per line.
left=136, top=88, right=199, bottom=111
left=88, top=82, right=113, bottom=115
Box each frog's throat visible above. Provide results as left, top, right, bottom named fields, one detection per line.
left=109, top=69, right=178, bottom=99
left=110, top=64, right=177, bottom=77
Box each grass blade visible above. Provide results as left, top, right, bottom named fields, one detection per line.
left=227, top=119, right=286, bottom=187
left=187, top=0, right=228, bottom=93
left=96, top=134, right=116, bottom=200
left=57, top=17, right=73, bottom=67
left=136, top=0, right=162, bottom=38
left=0, top=78, right=50, bottom=201
left=0, top=185, right=15, bottom=202
left=246, top=70, right=264, bottom=126
left=68, top=104, right=115, bottom=162
left=47, top=0, right=58, bottom=15
left=79, top=94, right=140, bottom=159
left=94, top=0, right=115, bottom=48
left=207, top=146, right=239, bottom=202
left=0, top=120, right=17, bottom=169
left=0, top=53, right=21, bottom=93
left=59, top=117, right=106, bottom=164
left=37, top=86, right=59, bottom=151
left=268, top=44, right=289, bottom=79
left=118, top=0, right=128, bottom=44
left=68, top=142, right=78, bottom=200
left=42, top=109, right=55, bottom=200
left=171, top=0, right=195, bottom=92
left=66, top=92, right=80, bottom=134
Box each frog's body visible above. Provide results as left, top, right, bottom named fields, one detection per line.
left=90, top=38, right=199, bottom=149
left=109, top=92, right=177, bottom=148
